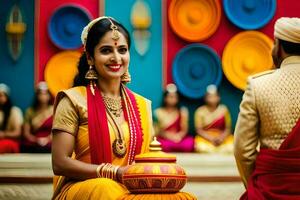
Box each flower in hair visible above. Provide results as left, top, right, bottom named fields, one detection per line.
left=81, top=16, right=118, bottom=49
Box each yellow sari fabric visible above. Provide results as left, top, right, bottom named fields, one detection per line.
left=52, top=87, right=153, bottom=200
left=194, top=104, right=233, bottom=153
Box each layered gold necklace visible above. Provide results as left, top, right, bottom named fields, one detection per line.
left=102, top=93, right=127, bottom=158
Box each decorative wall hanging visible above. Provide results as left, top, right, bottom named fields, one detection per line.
left=222, top=31, right=273, bottom=90
left=130, top=0, right=152, bottom=56
left=168, top=0, right=221, bottom=42
left=172, top=44, right=222, bottom=99
left=48, top=4, right=92, bottom=50
left=44, top=51, right=81, bottom=96
left=223, top=0, right=276, bottom=30
left=5, top=4, right=27, bottom=61
left=34, top=0, right=100, bottom=83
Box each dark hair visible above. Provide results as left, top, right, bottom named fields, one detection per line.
left=279, top=39, right=300, bottom=55
left=73, top=18, right=131, bottom=86
left=0, top=94, right=12, bottom=131
left=31, top=89, right=53, bottom=110
left=161, top=90, right=180, bottom=110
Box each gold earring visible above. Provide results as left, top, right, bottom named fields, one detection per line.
left=121, top=69, right=131, bottom=83
left=85, top=65, right=98, bottom=80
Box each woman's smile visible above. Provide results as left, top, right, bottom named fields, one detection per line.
left=106, top=64, right=122, bottom=72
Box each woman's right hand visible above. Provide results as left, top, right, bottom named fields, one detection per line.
left=27, top=134, right=37, bottom=143
left=37, top=136, right=50, bottom=146
left=116, top=165, right=130, bottom=183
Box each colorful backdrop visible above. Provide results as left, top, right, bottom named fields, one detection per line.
left=1, top=0, right=300, bottom=134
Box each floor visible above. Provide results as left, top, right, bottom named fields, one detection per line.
left=0, top=153, right=245, bottom=200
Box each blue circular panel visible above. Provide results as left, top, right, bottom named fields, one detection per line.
left=224, top=0, right=276, bottom=30
left=48, top=4, right=92, bottom=49
left=172, top=44, right=222, bottom=99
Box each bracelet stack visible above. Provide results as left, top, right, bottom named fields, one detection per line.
left=96, top=163, right=120, bottom=181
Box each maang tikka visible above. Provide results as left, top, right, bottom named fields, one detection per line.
left=107, top=18, right=131, bottom=83
left=108, top=18, right=120, bottom=41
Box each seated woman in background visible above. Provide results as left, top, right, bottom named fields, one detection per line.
left=154, top=84, right=194, bottom=152
left=0, top=83, right=23, bottom=153
left=21, top=82, right=53, bottom=153
left=194, top=84, right=233, bottom=153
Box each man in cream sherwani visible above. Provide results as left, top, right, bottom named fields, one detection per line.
left=234, top=17, right=300, bottom=197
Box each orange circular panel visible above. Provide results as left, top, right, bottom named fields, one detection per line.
left=44, top=51, right=81, bottom=96
left=168, top=0, right=221, bottom=42
left=222, top=31, right=274, bottom=91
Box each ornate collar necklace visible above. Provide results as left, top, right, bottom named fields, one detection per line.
left=102, top=93, right=122, bottom=118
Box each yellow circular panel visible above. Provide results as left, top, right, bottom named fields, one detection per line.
left=222, top=31, right=274, bottom=90
left=44, top=51, right=81, bottom=96
left=168, top=0, right=221, bottom=42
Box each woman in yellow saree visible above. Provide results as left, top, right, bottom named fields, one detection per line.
left=194, top=85, right=233, bottom=153
left=51, top=17, right=153, bottom=200
left=154, top=84, right=194, bottom=152
left=21, top=82, right=53, bottom=153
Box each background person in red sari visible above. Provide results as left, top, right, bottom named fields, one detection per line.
left=21, top=82, right=53, bottom=153
left=51, top=17, right=153, bottom=200
left=194, top=85, right=233, bottom=153
left=154, top=84, right=194, bottom=152
left=0, top=83, right=23, bottom=153
left=234, top=17, right=300, bottom=199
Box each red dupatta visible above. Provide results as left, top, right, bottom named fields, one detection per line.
left=34, top=116, right=53, bottom=137
left=87, top=84, right=143, bottom=165
left=241, top=118, right=300, bottom=200
left=204, top=115, right=226, bottom=131
left=164, top=112, right=181, bottom=133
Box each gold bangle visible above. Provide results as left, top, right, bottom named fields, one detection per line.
left=113, top=166, right=120, bottom=181
left=102, top=163, right=110, bottom=178
left=96, top=164, right=104, bottom=178
left=101, top=164, right=106, bottom=178
left=96, top=165, right=101, bottom=178
left=108, top=164, right=114, bottom=179
left=99, top=163, right=120, bottom=180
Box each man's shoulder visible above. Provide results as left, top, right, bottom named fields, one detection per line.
left=249, top=69, right=276, bottom=80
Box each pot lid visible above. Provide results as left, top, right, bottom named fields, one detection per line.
left=134, top=137, right=177, bottom=163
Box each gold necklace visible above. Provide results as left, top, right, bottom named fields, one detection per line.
left=106, top=106, right=127, bottom=158
left=102, top=94, right=122, bottom=117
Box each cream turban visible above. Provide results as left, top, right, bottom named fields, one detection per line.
left=274, top=17, right=300, bottom=43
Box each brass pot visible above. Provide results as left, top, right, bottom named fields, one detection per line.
left=122, top=137, right=187, bottom=194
